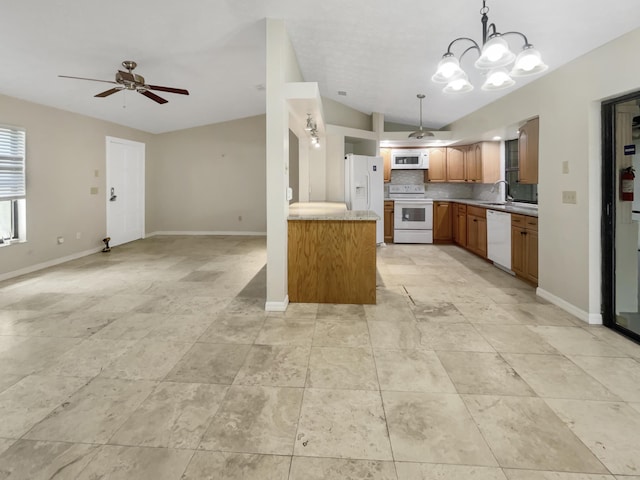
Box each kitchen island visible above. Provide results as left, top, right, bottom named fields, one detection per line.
left=288, top=202, right=378, bottom=304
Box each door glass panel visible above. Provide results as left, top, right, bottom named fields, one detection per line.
left=401, top=207, right=425, bottom=222
left=614, top=99, right=640, bottom=337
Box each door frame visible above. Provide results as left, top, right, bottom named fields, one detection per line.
left=105, top=136, right=146, bottom=246
left=601, top=91, right=640, bottom=343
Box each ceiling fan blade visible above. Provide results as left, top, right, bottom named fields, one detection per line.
left=58, top=75, right=117, bottom=85
left=139, top=90, right=168, bottom=104
left=147, top=85, right=189, bottom=95
left=94, top=88, right=122, bottom=98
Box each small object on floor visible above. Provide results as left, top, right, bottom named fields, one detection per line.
left=102, top=237, right=111, bottom=253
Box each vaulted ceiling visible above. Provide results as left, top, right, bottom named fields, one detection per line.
left=2, top=0, right=639, bottom=133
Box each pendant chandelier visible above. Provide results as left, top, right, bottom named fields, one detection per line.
left=432, top=1, right=548, bottom=93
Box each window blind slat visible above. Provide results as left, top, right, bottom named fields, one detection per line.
left=0, top=127, right=25, bottom=200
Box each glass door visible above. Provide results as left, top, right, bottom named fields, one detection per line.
left=602, top=93, right=640, bottom=342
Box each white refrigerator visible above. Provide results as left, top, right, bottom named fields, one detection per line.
left=344, top=154, right=384, bottom=244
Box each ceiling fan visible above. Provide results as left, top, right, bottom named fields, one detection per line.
left=59, top=61, right=189, bottom=104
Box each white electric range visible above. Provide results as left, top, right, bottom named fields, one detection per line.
left=388, top=184, right=433, bottom=244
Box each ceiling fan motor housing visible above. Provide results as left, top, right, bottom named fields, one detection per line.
left=116, top=71, right=145, bottom=90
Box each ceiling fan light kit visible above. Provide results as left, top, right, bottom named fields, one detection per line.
left=59, top=61, right=189, bottom=104
left=408, top=94, right=434, bottom=139
left=432, top=1, right=548, bottom=94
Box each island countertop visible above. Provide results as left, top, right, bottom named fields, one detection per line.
left=288, top=202, right=379, bottom=221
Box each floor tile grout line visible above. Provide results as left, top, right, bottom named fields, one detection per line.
left=364, top=302, right=399, bottom=477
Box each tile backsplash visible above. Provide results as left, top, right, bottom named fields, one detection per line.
left=386, top=169, right=502, bottom=202
left=389, top=170, right=423, bottom=185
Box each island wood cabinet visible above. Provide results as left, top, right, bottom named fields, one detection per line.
left=381, top=148, right=392, bottom=183
left=453, top=203, right=467, bottom=247
left=511, top=214, right=538, bottom=285
left=288, top=219, right=377, bottom=304
left=384, top=200, right=394, bottom=243
left=433, top=201, right=452, bottom=242
left=446, top=142, right=500, bottom=184
left=424, top=147, right=447, bottom=182
left=518, top=117, right=539, bottom=184
left=466, top=205, right=487, bottom=258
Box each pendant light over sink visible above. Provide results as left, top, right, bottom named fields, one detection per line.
left=408, top=94, right=434, bottom=139
left=431, top=0, right=548, bottom=93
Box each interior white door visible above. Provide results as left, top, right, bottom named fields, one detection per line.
left=106, top=137, right=145, bottom=247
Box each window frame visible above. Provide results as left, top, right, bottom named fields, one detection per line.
left=504, top=138, right=538, bottom=204
left=0, top=124, right=26, bottom=246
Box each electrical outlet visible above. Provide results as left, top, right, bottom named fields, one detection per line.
left=562, top=161, right=569, bottom=174
left=57, top=236, right=64, bottom=245
left=562, top=191, right=577, bottom=204
left=76, top=232, right=81, bottom=240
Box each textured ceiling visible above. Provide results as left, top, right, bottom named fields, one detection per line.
left=1, top=0, right=639, bottom=134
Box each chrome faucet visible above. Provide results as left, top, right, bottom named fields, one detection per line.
left=492, top=180, right=514, bottom=203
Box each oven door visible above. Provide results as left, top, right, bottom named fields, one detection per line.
left=394, top=202, right=432, bottom=230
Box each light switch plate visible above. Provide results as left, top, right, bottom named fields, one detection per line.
left=562, top=191, right=577, bottom=204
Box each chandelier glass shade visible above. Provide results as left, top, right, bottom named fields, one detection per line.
left=432, top=1, right=548, bottom=93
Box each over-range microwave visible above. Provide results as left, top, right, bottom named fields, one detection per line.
left=391, top=149, right=430, bottom=170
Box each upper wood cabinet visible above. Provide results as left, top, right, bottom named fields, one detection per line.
left=425, top=147, right=447, bottom=183
left=446, top=143, right=500, bottom=184
left=447, top=146, right=468, bottom=182
left=381, top=148, right=392, bottom=183
left=518, top=117, right=539, bottom=184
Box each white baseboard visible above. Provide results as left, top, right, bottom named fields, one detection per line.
left=146, top=231, right=266, bottom=237
left=265, top=296, right=289, bottom=312
left=536, top=287, right=602, bottom=325
left=0, top=247, right=103, bottom=283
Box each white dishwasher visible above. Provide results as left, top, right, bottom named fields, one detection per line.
left=487, top=210, right=511, bottom=271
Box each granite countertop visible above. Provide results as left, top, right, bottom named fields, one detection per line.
left=288, top=202, right=379, bottom=221
left=451, top=199, right=539, bottom=217
left=384, top=197, right=538, bottom=217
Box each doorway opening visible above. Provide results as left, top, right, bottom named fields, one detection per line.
left=602, top=91, right=640, bottom=343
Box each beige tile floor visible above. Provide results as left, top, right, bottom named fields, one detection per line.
left=0, top=236, right=640, bottom=479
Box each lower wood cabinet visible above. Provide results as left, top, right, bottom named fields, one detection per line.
left=466, top=205, right=487, bottom=258
left=433, top=201, right=452, bottom=242
left=453, top=203, right=467, bottom=247
left=511, top=214, right=538, bottom=285
left=384, top=200, right=394, bottom=243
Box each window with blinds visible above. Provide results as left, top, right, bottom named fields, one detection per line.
left=0, top=126, right=26, bottom=200
left=0, top=125, right=26, bottom=244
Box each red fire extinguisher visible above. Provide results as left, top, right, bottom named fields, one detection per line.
left=621, top=166, right=635, bottom=201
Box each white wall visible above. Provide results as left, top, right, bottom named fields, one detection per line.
left=323, top=97, right=372, bottom=131
left=265, top=19, right=304, bottom=310
left=147, top=115, right=266, bottom=234
left=0, top=94, right=152, bottom=278
left=446, top=28, right=640, bottom=322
